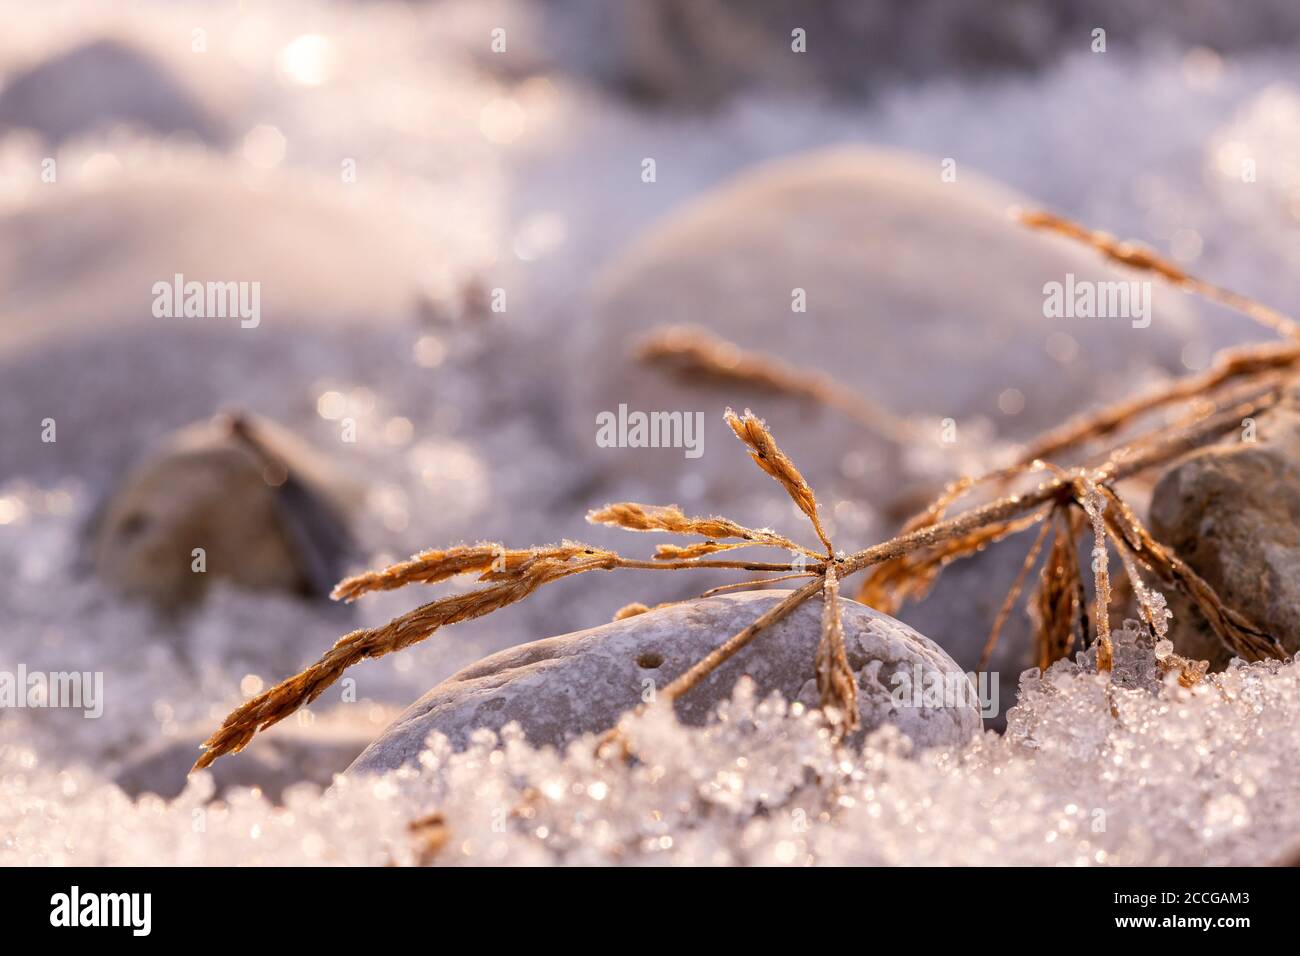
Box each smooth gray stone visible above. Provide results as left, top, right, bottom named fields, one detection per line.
left=566, top=148, right=1205, bottom=722
left=348, top=589, right=982, bottom=773
left=509, top=1, right=1300, bottom=104
left=0, top=37, right=229, bottom=145
left=89, top=413, right=357, bottom=610
left=1150, top=385, right=1300, bottom=667
left=114, top=710, right=385, bottom=802
left=0, top=176, right=431, bottom=484
left=572, top=149, right=1202, bottom=507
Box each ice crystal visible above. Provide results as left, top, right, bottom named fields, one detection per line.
left=6, top=0, right=1300, bottom=869
left=4, top=628, right=1299, bottom=867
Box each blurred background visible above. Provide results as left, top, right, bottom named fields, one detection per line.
left=3, top=0, right=1300, bottom=798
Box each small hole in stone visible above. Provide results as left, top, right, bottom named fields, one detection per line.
left=636, top=652, right=664, bottom=669
left=118, top=512, right=150, bottom=537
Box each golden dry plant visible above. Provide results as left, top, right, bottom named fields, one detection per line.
left=194, top=210, right=1297, bottom=772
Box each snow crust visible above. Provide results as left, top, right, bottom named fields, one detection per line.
left=4, top=625, right=1298, bottom=866
left=4, top=0, right=1300, bottom=866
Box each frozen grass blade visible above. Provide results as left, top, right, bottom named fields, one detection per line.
left=1018, top=343, right=1300, bottom=466
left=195, top=212, right=1298, bottom=773
left=332, top=541, right=611, bottom=602
left=1074, top=474, right=1114, bottom=672
left=586, top=502, right=816, bottom=556
left=1100, top=487, right=1282, bottom=661
left=858, top=511, right=1044, bottom=616
left=660, top=577, right=826, bottom=704
left=978, top=513, right=1052, bottom=672
left=724, top=406, right=834, bottom=555
left=1030, top=507, right=1087, bottom=671
left=638, top=324, right=912, bottom=443
left=1015, top=207, right=1300, bottom=339
left=816, top=566, right=859, bottom=732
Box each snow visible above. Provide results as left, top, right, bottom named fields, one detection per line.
left=3, top=0, right=1300, bottom=865
left=5, top=624, right=1299, bottom=865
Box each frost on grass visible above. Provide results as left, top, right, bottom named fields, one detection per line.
left=4, top=625, right=1297, bottom=866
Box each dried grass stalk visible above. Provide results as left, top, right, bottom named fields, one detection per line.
left=1015, top=208, right=1188, bottom=280
left=1015, top=207, right=1300, bottom=339
left=197, top=211, right=1299, bottom=773
left=1074, top=475, right=1114, bottom=672
left=586, top=502, right=813, bottom=556
left=613, top=602, right=650, bottom=620
left=196, top=553, right=612, bottom=768
left=1092, top=387, right=1283, bottom=482
left=637, top=325, right=912, bottom=442
left=696, top=572, right=817, bottom=597
left=333, top=541, right=609, bottom=602
left=332, top=543, right=508, bottom=600
left=1030, top=507, right=1087, bottom=671
left=853, top=466, right=1031, bottom=607
left=815, top=566, right=859, bottom=731
left=724, top=407, right=834, bottom=554
left=1157, top=654, right=1210, bottom=688
left=858, top=511, right=1045, bottom=616
left=1108, top=520, right=1172, bottom=641
left=1019, top=343, right=1300, bottom=466
left=197, top=387, right=1283, bottom=770
left=978, top=514, right=1052, bottom=672
left=1099, top=488, right=1283, bottom=661
left=661, top=577, right=825, bottom=704
left=652, top=541, right=747, bottom=560
left=828, top=389, right=1279, bottom=616
left=408, top=812, right=450, bottom=864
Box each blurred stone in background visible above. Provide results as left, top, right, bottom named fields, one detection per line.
left=570, top=148, right=1204, bottom=727
left=113, top=705, right=395, bottom=801
left=500, top=0, right=1300, bottom=104
left=0, top=36, right=231, bottom=144
left=573, top=148, right=1199, bottom=506
left=1151, top=383, right=1300, bottom=667
left=91, top=413, right=357, bottom=611
left=0, top=173, right=431, bottom=486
